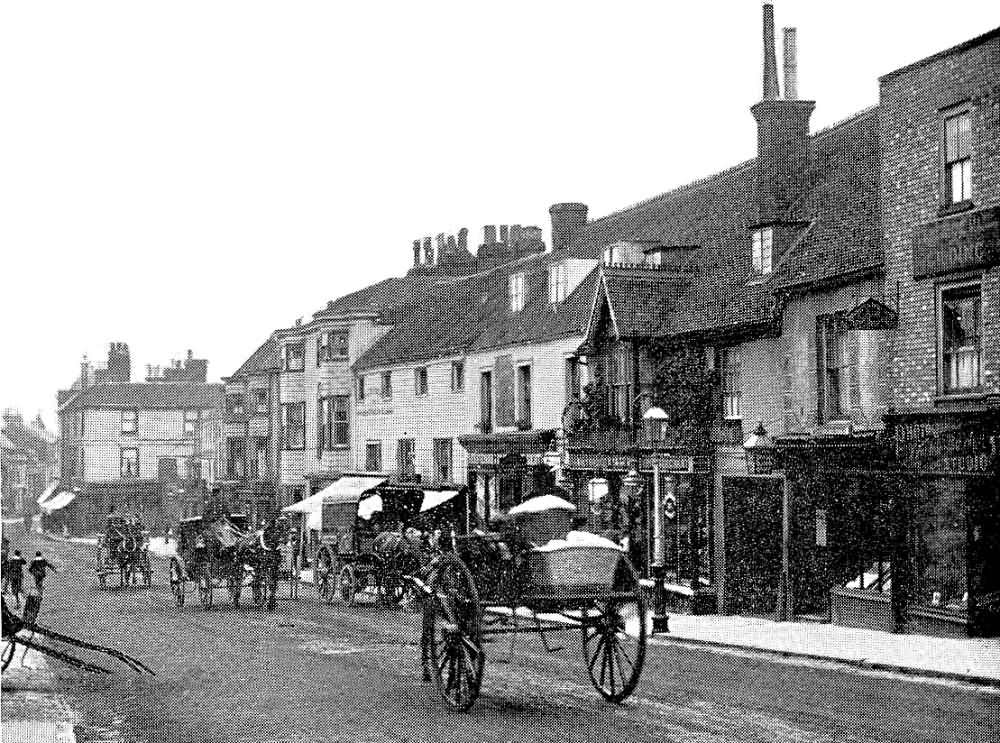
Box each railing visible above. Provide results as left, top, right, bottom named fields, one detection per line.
left=566, top=423, right=707, bottom=453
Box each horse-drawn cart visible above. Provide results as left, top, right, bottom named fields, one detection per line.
left=168, top=512, right=298, bottom=611
left=96, top=515, right=152, bottom=588
left=417, top=494, right=647, bottom=711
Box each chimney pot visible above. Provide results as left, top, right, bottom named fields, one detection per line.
left=783, top=27, right=798, bottom=100
left=423, top=237, right=433, bottom=265
left=458, top=227, right=469, bottom=253
left=499, top=225, right=509, bottom=244
left=762, top=4, right=780, bottom=100
left=484, top=225, right=497, bottom=245
left=412, top=239, right=421, bottom=266
left=549, top=202, right=588, bottom=250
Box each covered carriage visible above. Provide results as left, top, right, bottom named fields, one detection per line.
left=417, top=493, right=648, bottom=711
left=96, top=515, right=152, bottom=588
left=168, top=511, right=298, bottom=611
left=284, top=476, right=467, bottom=607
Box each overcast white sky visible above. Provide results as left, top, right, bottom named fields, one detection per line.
left=2, top=1, right=997, bottom=429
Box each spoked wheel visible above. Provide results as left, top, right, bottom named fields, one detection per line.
left=337, top=564, right=357, bottom=605
left=580, top=557, right=647, bottom=703
left=315, top=548, right=336, bottom=604
left=197, top=569, right=214, bottom=610
left=169, top=558, right=185, bottom=608
left=427, top=554, right=484, bottom=712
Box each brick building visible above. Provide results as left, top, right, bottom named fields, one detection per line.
left=879, top=28, right=1000, bottom=636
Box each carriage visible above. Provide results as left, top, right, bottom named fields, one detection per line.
left=168, top=511, right=298, bottom=611
left=416, top=494, right=648, bottom=711
left=96, top=515, right=152, bottom=588
left=302, top=477, right=466, bottom=608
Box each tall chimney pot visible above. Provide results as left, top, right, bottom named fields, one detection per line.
left=423, top=237, right=433, bottom=265
left=762, top=4, right=780, bottom=99
left=483, top=225, right=497, bottom=245
left=499, top=225, right=509, bottom=244
left=783, top=27, right=798, bottom=100
left=458, top=227, right=469, bottom=253
left=412, top=239, right=422, bottom=266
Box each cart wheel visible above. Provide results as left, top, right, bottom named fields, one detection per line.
left=338, top=564, right=357, bottom=605
left=580, top=557, right=647, bottom=703
left=427, top=554, right=484, bottom=712
left=315, top=548, right=336, bottom=604
left=169, top=558, right=185, bottom=608
left=198, top=570, right=213, bottom=610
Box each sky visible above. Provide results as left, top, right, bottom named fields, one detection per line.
left=2, top=1, right=997, bottom=430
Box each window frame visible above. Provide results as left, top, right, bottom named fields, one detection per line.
left=318, top=330, right=349, bottom=363
left=280, top=401, right=306, bottom=450
left=381, top=371, right=392, bottom=399
left=415, top=366, right=429, bottom=396
left=451, top=361, right=465, bottom=392
left=357, top=375, right=366, bottom=402
left=719, top=347, right=743, bottom=420
left=120, top=447, right=139, bottom=478
left=509, top=272, right=526, bottom=312
left=433, top=438, right=453, bottom=482
left=121, top=409, right=138, bottom=435
left=251, top=387, right=268, bottom=414
left=183, top=409, right=199, bottom=437
left=397, top=438, right=416, bottom=477
left=937, top=280, right=983, bottom=395
left=226, top=392, right=245, bottom=416
left=516, top=363, right=532, bottom=428
left=365, top=440, right=382, bottom=472
left=548, top=262, right=569, bottom=303
left=942, top=107, right=972, bottom=207
left=751, top=227, right=774, bottom=276
left=283, top=342, right=305, bottom=372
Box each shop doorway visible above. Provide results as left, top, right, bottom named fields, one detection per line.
left=724, top=477, right=782, bottom=615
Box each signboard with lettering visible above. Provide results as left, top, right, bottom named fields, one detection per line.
left=912, top=205, right=1000, bottom=279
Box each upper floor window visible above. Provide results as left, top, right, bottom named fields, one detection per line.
left=415, top=367, right=429, bottom=396
left=318, top=395, right=350, bottom=449
left=940, top=282, right=981, bottom=393
left=226, top=393, right=245, bottom=416
left=280, top=402, right=306, bottom=450
left=719, top=347, right=742, bottom=420
left=752, top=227, right=773, bottom=275
left=366, top=441, right=382, bottom=472
left=549, top=263, right=568, bottom=303
left=357, top=375, right=366, bottom=401
left=433, top=438, right=453, bottom=482
left=120, top=447, right=139, bottom=478
left=817, top=317, right=854, bottom=421
left=381, top=371, right=392, bottom=398
left=565, top=357, right=582, bottom=403
left=517, top=364, right=532, bottom=428
left=451, top=361, right=465, bottom=392
left=944, top=111, right=972, bottom=205
left=397, top=438, right=416, bottom=477
left=318, top=330, right=349, bottom=363
left=251, top=388, right=268, bottom=414
left=283, top=343, right=305, bottom=371
left=183, top=410, right=199, bottom=437
left=509, top=272, right=525, bottom=312
left=121, top=410, right=137, bottom=434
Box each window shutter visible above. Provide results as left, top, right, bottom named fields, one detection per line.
left=815, top=317, right=827, bottom=424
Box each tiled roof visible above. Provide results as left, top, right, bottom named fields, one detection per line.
left=66, top=383, right=224, bottom=410
left=353, top=106, right=881, bottom=368
left=228, top=337, right=279, bottom=379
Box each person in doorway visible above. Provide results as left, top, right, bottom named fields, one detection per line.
left=28, top=551, right=57, bottom=598
left=7, top=549, right=26, bottom=608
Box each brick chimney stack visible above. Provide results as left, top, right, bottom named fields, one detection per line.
left=750, top=4, right=815, bottom=224
left=549, top=203, right=588, bottom=250
left=107, top=342, right=130, bottom=384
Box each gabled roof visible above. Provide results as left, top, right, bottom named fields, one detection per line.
left=61, top=383, right=224, bottom=411
left=227, top=337, right=279, bottom=380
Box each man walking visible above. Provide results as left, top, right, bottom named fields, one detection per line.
left=7, top=549, right=26, bottom=608
left=28, top=551, right=57, bottom=598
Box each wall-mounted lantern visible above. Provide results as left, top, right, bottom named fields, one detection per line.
left=743, top=421, right=776, bottom=475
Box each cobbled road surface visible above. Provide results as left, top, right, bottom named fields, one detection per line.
left=4, top=537, right=997, bottom=743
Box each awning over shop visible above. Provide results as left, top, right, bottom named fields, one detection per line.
left=36, top=482, right=59, bottom=507
left=40, top=491, right=76, bottom=513
left=420, top=489, right=459, bottom=513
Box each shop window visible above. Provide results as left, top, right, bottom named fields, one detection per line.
left=944, top=110, right=972, bottom=205
left=939, top=282, right=982, bottom=393
left=914, top=481, right=968, bottom=612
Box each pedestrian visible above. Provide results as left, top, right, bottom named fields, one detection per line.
left=28, top=551, right=57, bottom=598
left=7, top=549, right=26, bottom=608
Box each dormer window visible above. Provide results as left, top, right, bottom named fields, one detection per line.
left=548, top=263, right=568, bottom=303
left=603, top=242, right=644, bottom=266
left=752, top=227, right=773, bottom=275
left=283, top=342, right=305, bottom=371
left=509, top=272, right=525, bottom=312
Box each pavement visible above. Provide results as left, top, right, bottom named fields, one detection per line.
left=1, top=648, right=78, bottom=743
